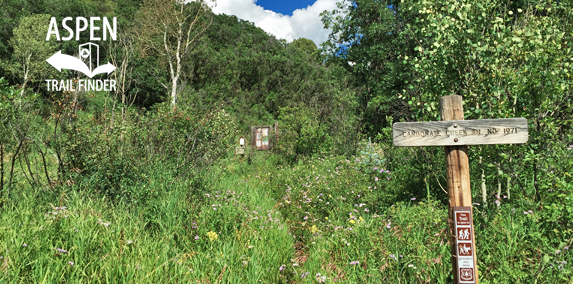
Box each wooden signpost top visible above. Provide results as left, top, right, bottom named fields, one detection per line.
left=392, top=95, right=529, bottom=284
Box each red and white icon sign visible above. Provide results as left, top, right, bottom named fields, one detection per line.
left=459, top=268, right=475, bottom=281
left=456, top=212, right=471, bottom=226
left=458, top=243, right=473, bottom=256
left=457, top=228, right=471, bottom=241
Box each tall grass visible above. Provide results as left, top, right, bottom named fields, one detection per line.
left=1, top=148, right=571, bottom=283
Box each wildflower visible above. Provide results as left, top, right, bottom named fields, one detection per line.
left=242, top=261, right=248, bottom=267
left=375, top=177, right=379, bottom=181
left=301, top=271, right=309, bottom=278
left=325, top=217, right=328, bottom=220
left=207, top=231, right=218, bottom=241
left=56, top=248, right=69, bottom=254
left=22, top=243, right=27, bottom=247
left=279, top=264, right=286, bottom=271
left=386, top=221, right=391, bottom=229
left=564, top=246, right=569, bottom=250
left=495, top=200, right=500, bottom=205
left=194, top=235, right=199, bottom=240
left=316, top=273, right=327, bottom=283
left=528, top=210, right=533, bottom=214
left=349, top=220, right=356, bottom=224
left=68, top=261, right=74, bottom=266
left=126, top=240, right=133, bottom=244
left=389, top=254, right=397, bottom=260
left=411, top=198, right=416, bottom=201
left=310, top=225, right=319, bottom=234
left=434, top=233, right=440, bottom=236
left=556, top=250, right=561, bottom=254
left=350, top=261, right=359, bottom=265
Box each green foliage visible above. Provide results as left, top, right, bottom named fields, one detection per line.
left=60, top=100, right=238, bottom=203
left=276, top=105, right=333, bottom=161
left=321, top=0, right=415, bottom=136
left=1, top=0, right=572, bottom=282
left=2, top=14, right=59, bottom=94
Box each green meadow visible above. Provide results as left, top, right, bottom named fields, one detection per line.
left=1, top=0, right=572, bottom=283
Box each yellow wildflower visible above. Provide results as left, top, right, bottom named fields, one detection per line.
left=310, top=225, right=319, bottom=234
left=207, top=231, right=218, bottom=241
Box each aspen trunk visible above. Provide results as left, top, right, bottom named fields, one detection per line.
left=480, top=156, right=486, bottom=206
left=496, top=164, right=502, bottom=207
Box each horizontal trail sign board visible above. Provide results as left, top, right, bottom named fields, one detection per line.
left=393, top=118, right=528, bottom=147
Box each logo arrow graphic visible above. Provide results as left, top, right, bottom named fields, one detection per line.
left=92, top=63, right=116, bottom=76
left=46, top=50, right=115, bottom=78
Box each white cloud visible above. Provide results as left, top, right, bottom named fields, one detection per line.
left=206, top=0, right=342, bottom=45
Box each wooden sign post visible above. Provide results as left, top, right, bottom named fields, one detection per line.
left=393, top=95, right=528, bottom=284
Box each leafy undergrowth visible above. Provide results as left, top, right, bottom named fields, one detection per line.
left=1, top=151, right=571, bottom=283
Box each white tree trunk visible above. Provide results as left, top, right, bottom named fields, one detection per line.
left=480, top=156, right=487, bottom=206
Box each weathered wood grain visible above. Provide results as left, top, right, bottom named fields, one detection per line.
left=440, top=95, right=479, bottom=284
left=393, top=118, right=528, bottom=147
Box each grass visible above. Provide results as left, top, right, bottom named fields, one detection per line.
left=0, top=149, right=571, bottom=283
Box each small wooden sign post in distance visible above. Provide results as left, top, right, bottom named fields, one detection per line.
left=393, top=95, right=528, bottom=284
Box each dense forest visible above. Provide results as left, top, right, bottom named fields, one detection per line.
left=0, top=0, right=572, bottom=282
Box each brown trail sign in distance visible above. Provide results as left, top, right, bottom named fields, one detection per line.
left=393, top=95, right=528, bottom=284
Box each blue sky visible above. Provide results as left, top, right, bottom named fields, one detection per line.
left=255, top=0, right=319, bottom=16
left=207, top=0, right=344, bottom=45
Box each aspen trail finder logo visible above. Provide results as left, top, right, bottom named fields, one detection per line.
left=45, top=17, right=117, bottom=92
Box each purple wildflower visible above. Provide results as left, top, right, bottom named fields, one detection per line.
left=56, top=248, right=69, bottom=254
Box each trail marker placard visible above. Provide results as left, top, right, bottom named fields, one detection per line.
left=393, top=118, right=528, bottom=146
left=454, top=207, right=476, bottom=283
left=393, top=95, right=529, bottom=284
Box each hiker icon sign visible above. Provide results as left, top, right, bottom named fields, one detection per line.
left=457, top=228, right=471, bottom=241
